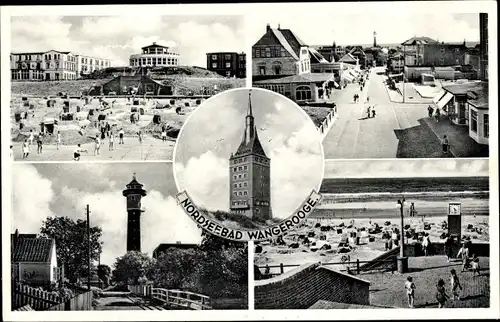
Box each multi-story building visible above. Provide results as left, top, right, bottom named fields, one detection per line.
left=77, top=55, right=112, bottom=77
left=465, top=47, right=481, bottom=73
left=401, top=36, right=439, bottom=66
left=11, top=50, right=111, bottom=81
left=252, top=24, right=311, bottom=80
left=129, top=42, right=180, bottom=67
left=387, top=52, right=405, bottom=73
left=479, top=13, right=488, bottom=80
left=206, top=52, right=246, bottom=78
left=229, top=92, right=271, bottom=221
left=401, top=36, right=468, bottom=67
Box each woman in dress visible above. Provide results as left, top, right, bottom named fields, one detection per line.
left=22, top=139, right=30, bottom=159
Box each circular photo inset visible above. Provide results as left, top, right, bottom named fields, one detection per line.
left=173, top=88, right=325, bottom=241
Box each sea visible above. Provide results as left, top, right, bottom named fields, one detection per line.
left=313, top=177, right=489, bottom=218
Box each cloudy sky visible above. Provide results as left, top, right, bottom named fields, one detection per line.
left=174, top=88, right=324, bottom=220
left=324, top=159, right=489, bottom=179
left=249, top=11, right=481, bottom=46
left=12, top=163, right=201, bottom=266
left=10, top=15, right=245, bottom=67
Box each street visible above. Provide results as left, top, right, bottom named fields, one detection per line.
left=93, top=292, right=166, bottom=311
left=323, top=67, right=432, bottom=159
left=13, top=135, right=175, bottom=161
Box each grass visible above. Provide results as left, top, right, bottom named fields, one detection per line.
left=300, top=105, right=333, bottom=127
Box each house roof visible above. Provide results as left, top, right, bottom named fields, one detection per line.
left=466, top=83, right=489, bottom=109
left=339, top=53, right=358, bottom=63
left=254, top=26, right=308, bottom=60
left=142, top=43, right=169, bottom=50
left=401, top=36, right=439, bottom=45
left=442, top=81, right=486, bottom=95
left=254, top=73, right=334, bottom=85
left=12, top=238, right=54, bottom=263
left=270, top=29, right=300, bottom=60
left=308, top=48, right=329, bottom=64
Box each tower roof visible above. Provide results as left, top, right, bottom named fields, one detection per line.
left=123, top=173, right=147, bottom=196
left=126, top=172, right=143, bottom=187
left=233, top=92, right=268, bottom=158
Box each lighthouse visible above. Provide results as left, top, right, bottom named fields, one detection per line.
left=373, top=31, right=377, bottom=48
left=122, top=173, right=147, bottom=252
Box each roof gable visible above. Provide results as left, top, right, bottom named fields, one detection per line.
left=13, top=238, right=54, bottom=263
left=402, top=36, right=439, bottom=45
left=235, top=128, right=268, bottom=157
left=339, top=53, right=358, bottom=63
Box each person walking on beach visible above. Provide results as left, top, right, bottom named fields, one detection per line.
left=56, top=131, right=61, bottom=150
left=409, top=202, right=416, bottom=217
left=422, top=234, right=429, bottom=256
left=444, top=234, right=453, bottom=262
left=436, top=279, right=449, bottom=308
left=428, top=105, right=434, bottom=118
left=28, top=130, right=34, bottom=146
left=108, top=131, right=115, bottom=151
left=371, top=107, right=376, bottom=118
left=36, top=132, right=43, bottom=154
left=367, top=96, right=370, bottom=103
left=161, top=126, right=167, bottom=142
left=450, top=269, right=463, bottom=300
left=457, top=243, right=470, bottom=272
left=138, top=130, right=143, bottom=144
left=405, top=276, right=416, bottom=308
left=442, top=135, right=450, bottom=155
left=94, top=134, right=101, bottom=156
left=119, top=128, right=125, bottom=145
left=22, top=139, right=30, bottom=159
left=366, top=106, right=371, bottom=118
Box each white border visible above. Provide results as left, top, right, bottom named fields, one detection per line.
left=2, top=1, right=499, bottom=321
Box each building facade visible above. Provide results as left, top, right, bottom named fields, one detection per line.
left=11, top=50, right=111, bottom=81
left=422, top=43, right=468, bottom=66
left=388, top=52, right=405, bottom=73
left=252, top=24, right=311, bottom=79
left=122, top=174, right=147, bottom=252
left=206, top=52, right=246, bottom=78
left=479, top=13, right=488, bottom=80
left=229, top=93, right=271, bottom=222
left=401, top=37, right=439, bottom=66
left=129, top=42, right=180, bottom=67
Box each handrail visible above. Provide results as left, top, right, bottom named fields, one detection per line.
left=149, top=287, right=212, bottom=310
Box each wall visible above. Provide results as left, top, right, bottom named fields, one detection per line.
left=468, top=106, right=489, bottom=145
left=253, top=56, right=299, bottom=77
left=255, top=262, right=370, bottom=309
left=423, top=44, right=467, bottom=66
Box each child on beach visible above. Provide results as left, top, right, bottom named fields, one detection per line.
left=436, top=279, right=449, bottom=308
left=450, top=269, right=463, bottom=300
left=119, top=128, right=125, bottom=144
left=471, top=254, right=480, bottom=276
left=22, top=139, right=30, bottom=159
left=405, top=276, right=416, bottom=308
left=109, top=132, right=115, bottom=151
left=73, top=144, right=87, bottom=161
left=56, top=131, right=61, bottom=150
left=36, top=133, right=43, bottom=154
left=94, top=135, right=101, bottom=156
left=161, top=129, right=167, bottom=142
left=28, top=130, right=34, bottom=146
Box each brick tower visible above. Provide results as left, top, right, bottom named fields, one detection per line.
left=122, top=173, right=147, bottom=252
left=229, top=91, right=271, bottom=222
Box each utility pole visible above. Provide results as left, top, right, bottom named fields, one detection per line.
left=86, top=204, right=91, bottom=291
left=397, top=198, right=408, bottom=273
left=402, top=46, right=406, bottom=103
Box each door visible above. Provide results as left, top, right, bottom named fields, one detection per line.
left=45, top=73, right=50, bottom=81
left=458, top=101, right=466, bottom=124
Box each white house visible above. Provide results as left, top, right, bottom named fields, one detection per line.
left=12, top=232, right=59, bottom=286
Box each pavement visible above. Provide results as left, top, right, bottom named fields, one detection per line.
left=364, top=255, right=490, bottom=308
left=13, top=135, right=175, bottom=161
left=93, top=293, right=166, bottom=311
left=323, top=67, right=430, bottom=159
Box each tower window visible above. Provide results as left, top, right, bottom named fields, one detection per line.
left=243, top=191, right=248, bottom=196
left=233, top=167, right=237, bottom=172
left=234, top=192, right=237, bottom=196
left=238, top=174, right=242, bottom=179
left=234, top=184, right=237, bottom=188
left=238, top=166, right=242, bottom=171
left=243, top=173, right=247, bottom=178
left=233, top=175, right=237, bottom=180
left=244, top=182, right=247, bottom=187
left=244, top=166, right=248, bottom=170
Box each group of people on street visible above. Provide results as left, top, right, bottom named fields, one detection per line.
left=366, top=105, right=376, bottom=118
left=428, top=105, right=442, bottom=122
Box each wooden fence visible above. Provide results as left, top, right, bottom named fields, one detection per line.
left=128, top=284, right=211, bottom=310
left=318, top=109, right=337, bottom=135
left=11, top=282, right=93, bottom=311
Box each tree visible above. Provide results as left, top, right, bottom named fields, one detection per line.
left=40, top=216, right=102, bottom=283
left=97, top=264, right=112, bottom=287
left=112, top=251, right=155, bottom=285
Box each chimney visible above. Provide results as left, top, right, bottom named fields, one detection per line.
left=266, top=23, right=271, bottom=32
left=278, top=23, right=281, bottom=30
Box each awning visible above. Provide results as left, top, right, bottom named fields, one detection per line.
left=437, top=92, right=454, bottom=109
left=342, top=73, right=354, bottom=82
left=432, top=90, right=446, bottom=104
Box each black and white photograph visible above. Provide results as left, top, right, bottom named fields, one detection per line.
left=254, top=159, right=490, bottom=309
left=9, top=15, right=246, bottom=161
left=173, top=88, right=324, bottom=234
left=10, top=163, right=248, bottom=311
left=250, top=12, right=489, bottom=158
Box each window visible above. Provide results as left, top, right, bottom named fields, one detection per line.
left=243, top=191, right=248, bottom=196
left=212, top=55, right=217, bottom=60
left=296, top=85, right=312, bottom=101
left=238, top=166, right=242, bottom=171
left=233, top=175, right=237, bottom=180
left=234, top=192, right=237, bottom=196
left=243, top=173, right=247, bottom=178
left=272, top=61, right=282, bottom=75
left=226, top=62, right=231, bottom=68
left=470, top=109, right=478, bottom=133
left=233, top=167, right=237, bottom=172
left=225, top=54, right=232, bottom=60
left=226, top=71, right=231, bottom=77
left=455, top=48, right=460, bottom=53
left=265, top=48, right=271, bottom=57
left=238, top=174, right=242, bottom=179
left=244, top=166, right=248, bottom=170
left=244, top=182, right=247, bottom=187
left=439, top=58, right=445, bottom=65
left=440, top=47, right=445, bottom=54
left=484, top=114, right=489, bottom=138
